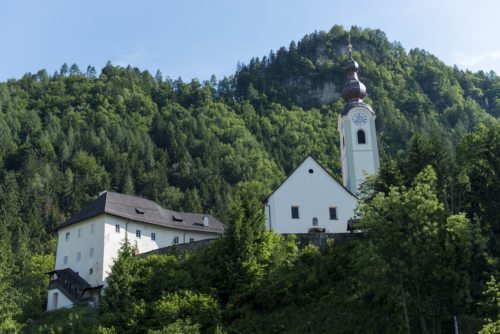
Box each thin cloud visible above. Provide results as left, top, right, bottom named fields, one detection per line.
left=113, top=47, right=147, bottom=67
left=452, top=50, right=500, bottom=72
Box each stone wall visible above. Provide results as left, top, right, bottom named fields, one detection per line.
left=137, top=232, right=363, bottom=259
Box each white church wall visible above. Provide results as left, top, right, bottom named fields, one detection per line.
left=266, top=157, right=357, bottom=234
left=339, top=106, right=379, bottom=194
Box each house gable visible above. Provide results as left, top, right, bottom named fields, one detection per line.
left=265, top=156, right=358, bottom=234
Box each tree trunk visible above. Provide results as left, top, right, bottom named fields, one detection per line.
left=400, top=273, right=411, bottom=334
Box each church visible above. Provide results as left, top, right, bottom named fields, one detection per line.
left=265, top=43, right=380, bottom=234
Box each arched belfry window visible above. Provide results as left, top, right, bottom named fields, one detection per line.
left=357, top=129, right=366, bottom=144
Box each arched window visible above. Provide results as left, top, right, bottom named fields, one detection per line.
left=357, top=129, right=366, bottom=144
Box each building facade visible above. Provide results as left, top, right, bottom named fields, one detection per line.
left=265, top=156, right=358, bottom=234
left=47, top=191, right=224, bottom=311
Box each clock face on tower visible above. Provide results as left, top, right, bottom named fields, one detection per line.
left=352, top=112, right=367, bottom=126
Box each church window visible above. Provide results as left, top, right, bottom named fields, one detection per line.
left=342, top=136, right=345, bottom=147
left=63, top=256, right=68, bottom=265
left=291, top=206, right=299, bottom=219
left=115, top=224, right=120, bottom=233
left=151, top=232, right=156, bottom=241
left=65, top=232, right=70, bottom=241
left=89, top=268, right=93, bottom=275
left=91, top=224, right=95, bottom=234
left=308, top=169, right=314, bottom=174
left=89, top=248, right=94, bottom=258
left=329, top=207, right=338, bottom=220
left=78, top=228, right=82, bottom=238
left=77, top=252, right=81, bottom=262
left=136, top=229, right=141, bottom=238
left=312, top=217, right=318, bottom=226
left=357, top=130, right=366, bottom=144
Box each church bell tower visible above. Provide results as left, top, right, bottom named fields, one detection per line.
left=338, top=42, right=380, bottom=194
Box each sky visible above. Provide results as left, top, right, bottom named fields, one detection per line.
left=1, top=0, right=499, bottom=82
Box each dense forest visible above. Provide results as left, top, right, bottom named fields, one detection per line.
left=0, top=25, right=498, bottom=333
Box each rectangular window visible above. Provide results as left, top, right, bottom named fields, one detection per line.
left=65, top=232, right=70, bottom=241
left=78, top=228, right=82, bottom=238
left=189, top=237, right=195, bottom=243
left=76, top=252, right=81, bottom=262
left=115, top=224, right=120, bottom=233
left=291, top=206, right=299, bottom=219
left=329, top=207, right=338, bottom=220
left=151, top=232, right=156, bottom=241
left=89, top=248, right=94, bottom=258
left=89, top=268, right=93, bottom=275
left=173, top=236, right=179, bottom=244
left=91, top=224, right=95, bottom=234
left=63, top=256, right=68, bottom=265
left=136, top=229, right=141, bottom=238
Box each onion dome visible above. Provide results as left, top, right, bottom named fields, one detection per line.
left=341, top=44, right=366, bottom=102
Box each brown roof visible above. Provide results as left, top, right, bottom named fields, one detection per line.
left=56, top=191, right=224, bottom=234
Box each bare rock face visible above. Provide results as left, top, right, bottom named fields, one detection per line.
left=314, top=81, right=340, bottom=104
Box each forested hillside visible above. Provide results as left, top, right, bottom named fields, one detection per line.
left=0, top=25, right=498, bottom=333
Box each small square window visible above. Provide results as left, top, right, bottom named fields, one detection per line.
left=189, top=237, right=195, bottom=243
left=136, top=230, right=141, bottom=238
left=115, top=224, right=120, bottom=233
left=63, top=256, right=68, bottom=265
left=65, top=232, right=70, bottom=241
left=291, top=206, right=299, bottom=219
left=89, top=248, right=94, bottom=258
left=151, top=232, right=156, bottom=241
left=76, top=252, right=81, bottom=262
left=173, top=236, right=179, bottom=244
left=329, top=207, right=338, bottom=220
left=78, top=228, right=82, bottom=238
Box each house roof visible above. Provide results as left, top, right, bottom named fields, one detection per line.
left=47, top=268, right=91, bottom=290
left=56, top=191, right=224, bottom=233
left=265, top=155, right=358, bottom=201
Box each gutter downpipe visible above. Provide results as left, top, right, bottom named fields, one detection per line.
left=265, top=204, right=272, bottom=231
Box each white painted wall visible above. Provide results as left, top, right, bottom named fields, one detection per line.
left=102, top=216, right=217, bottom=281
left=54, top=215, right=106, bottom=286
left=265, top=157, right=357, bottom=234
left=338, top=106, right=379, bottom=194
left=47, top=289, right=73, bottom=311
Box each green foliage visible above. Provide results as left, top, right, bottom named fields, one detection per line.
left=26, top=306, right=99, bottom=334
left=0, top=24, right=498, bottom=332
left=147, top=319, right=201, bottom=334
left=356, top=166, right=488, bottom=333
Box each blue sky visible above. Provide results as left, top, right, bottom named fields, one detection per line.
left=1, top=0, right=499, bottom=81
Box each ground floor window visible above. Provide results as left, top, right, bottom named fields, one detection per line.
left=329, top=207, right=338, bottom=220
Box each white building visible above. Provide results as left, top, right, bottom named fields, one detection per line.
left=265, top=44, right=379, bottom=234
left=265, top=156, right=358, bottom=234
left=47, top=191, right=224, bottom=311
